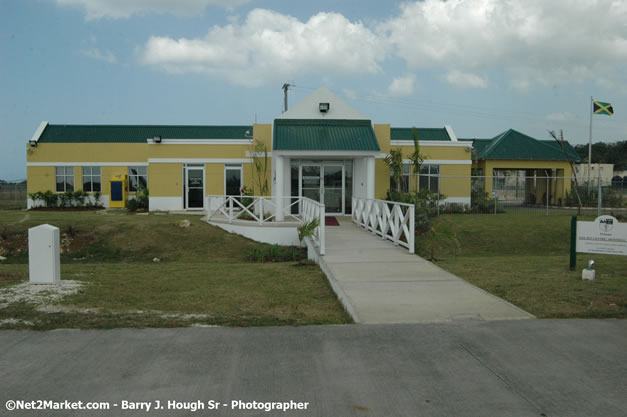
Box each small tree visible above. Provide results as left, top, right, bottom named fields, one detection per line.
left=549, top=129, right=582, bottom=214
left=250, top=139, right=270, bottom=196
left=297, top=218, right=319, bottom=263
left=385, top=148, right=404, bottom=192
left=409, top=127, right=425, bottom=193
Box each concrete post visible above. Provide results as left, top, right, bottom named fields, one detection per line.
left=28, top=224, right=60, bottom=284
left=366, top=157, right=375, bottom=200
left=275, top=155, right=285, bottom=221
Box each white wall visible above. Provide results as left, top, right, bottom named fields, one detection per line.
left=209, top=222, right=300, bottom=246
left=277, top=87, right=368, bottom=120
left=353, top=157, right=368, bottom=199
left=149, top=196, right=183, bottom=211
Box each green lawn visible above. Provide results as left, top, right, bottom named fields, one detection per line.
left=0, top=210, right=352, bottom=329
left=417, top=211, right=627, bottom=318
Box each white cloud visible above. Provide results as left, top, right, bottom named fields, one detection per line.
left=140, top=9, right=385, bottom=87
left=57, top=0, right=250, bottom=20
left=546, top=112, right=574, bottom=121
left=81, top=47, right=117, bottom=63
left=386, top=74, right=416, bottom=97
left=445, top=70, right=487, bottom=89
left=380, top=0, right=627, bottom=90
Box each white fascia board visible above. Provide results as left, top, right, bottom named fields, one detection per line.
left=246, top=151, right=273, bottom=157
left=30, top=121, right=48, bottom=143
left=390, top=140, right=471, bottom=147
left=273, top=150, right=379, bottom=157
left=27, top=162, right=148, bottom=167
left=148, top=158, right=252, bottom=164
left=401, top=159, right=472, bottom=165
left=147, top=139, right=252, bottom=145
left=444, top=125, right=458, bottom=142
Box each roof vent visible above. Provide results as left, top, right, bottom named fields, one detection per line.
left=319, top=102, right=330, bottom=113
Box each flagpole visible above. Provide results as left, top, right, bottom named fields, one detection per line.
left=588, top=96, right=593, bottom=189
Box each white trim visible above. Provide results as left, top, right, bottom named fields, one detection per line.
left=183, top=164, right=205, bottom=210
left=147, top=139, right=252, bottom=145
left=209, top=222, right=300, bottom=246
left=401, top=159, right=472, bottom=165
left=30, top=121, right=48, bottom=143
left=444, top=125, right=458, bottom=142
left=443, top=197, right=471, bottom=205
left=246, top=151, right=273, bottom=157
left=149, top=196, right=183, bottom=211
left=390, top=140, right=472, bottom=147
left=148, top=158, right=251, bottom=164
left=27, top=162, right=148, bottom=167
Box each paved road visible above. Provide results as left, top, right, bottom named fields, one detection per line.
left=1, top=320, right=625, bottom=417
left=321, top=219, right=533, bottom=323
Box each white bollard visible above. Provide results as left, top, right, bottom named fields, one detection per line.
left=582, top=269, right=596, bottom=281
left=28, top=224, right=61, bottom=284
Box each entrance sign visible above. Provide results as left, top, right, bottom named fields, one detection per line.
left=576, top=215, right=627, bottom=256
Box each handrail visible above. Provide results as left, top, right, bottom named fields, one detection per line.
left=352, top=197, right=415, bottom=254
left=206, top=195, right=325, bottom=255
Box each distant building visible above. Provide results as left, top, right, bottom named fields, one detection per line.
left=574, top=163, right=614, bottom=185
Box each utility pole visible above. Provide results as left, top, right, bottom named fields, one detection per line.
left=282, top=83, right=291, bottom=113
left=588, top=96, right=593, bottom=189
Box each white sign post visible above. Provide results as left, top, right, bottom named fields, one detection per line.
left=576, top=215, right=627, bottom=256
left=28, top=224, right=61, bottom=284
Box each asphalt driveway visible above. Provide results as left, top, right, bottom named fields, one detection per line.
left=1, top=320, right=625, bottom=417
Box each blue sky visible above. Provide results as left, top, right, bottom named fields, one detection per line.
left=1, top=0, right=626, bottom=180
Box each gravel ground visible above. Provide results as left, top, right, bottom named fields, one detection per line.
left=0, top=280, right=84, bottom=309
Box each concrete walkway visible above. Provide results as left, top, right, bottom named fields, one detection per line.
left=320, top=218, right=533, bottom=324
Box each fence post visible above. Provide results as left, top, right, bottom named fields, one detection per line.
left=597, top=174, right=602, bottom=217
left=570, top=216, right=577, bottom=270
left=409, top=204, right=415, bottom=254
left=545, top=177, right=549, bottom=216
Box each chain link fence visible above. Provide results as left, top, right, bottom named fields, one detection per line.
left=404, top=174, right=627, bottom=217
left=0, top=181, right=27, bottom=210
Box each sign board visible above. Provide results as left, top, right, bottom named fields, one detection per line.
left=576, top=215, right=627, bottom=256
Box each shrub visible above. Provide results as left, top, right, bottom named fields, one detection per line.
left=246, top=245, right=301, bottom=263
left=471, top=188, right=504, bottom=213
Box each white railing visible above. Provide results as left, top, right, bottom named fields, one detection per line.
left=352, top=197, right=415, bottom=254
left=206, top=195, right=325, bottom=255
left=301, top=197, right=326, bottom=256
left=206, top=195, right=299, bottom=224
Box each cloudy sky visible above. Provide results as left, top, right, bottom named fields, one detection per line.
left=1, top=0, right=626, bottom=180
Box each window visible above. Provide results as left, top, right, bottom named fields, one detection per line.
left=128, top=166, right=147, bottom=192
left=390, top=163, right=410, bottom=193
left=55, top=166, right=74, bottom=192
left=82, top=166, right=101, bottom=192
left=419, top=164, right=440, bottom=192
left=225, top=164, right=242, bottom=196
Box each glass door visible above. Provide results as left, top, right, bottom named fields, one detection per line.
left=301, top=165, right=321, bottom=204
left=299, top=163, right=344, bottom=215
left=184, top=165, right=204, bottom=209
left=323, top=165, right=344, bottom=214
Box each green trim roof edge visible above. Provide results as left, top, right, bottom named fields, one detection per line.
left=38, top=124, right=253, bottom=143
left=273, top=118, right=380, bottom=151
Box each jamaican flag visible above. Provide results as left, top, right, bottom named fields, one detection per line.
left=593, top=101, right=614, bottom=116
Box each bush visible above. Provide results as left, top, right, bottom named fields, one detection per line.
left=471, top=188, right=504, bottom=213
left=246, top=245, right=301, bottom=262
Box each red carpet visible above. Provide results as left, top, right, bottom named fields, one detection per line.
left=325, top=216, right=340, bottom=226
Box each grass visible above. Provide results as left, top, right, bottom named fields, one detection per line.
left=417, top=211, right=627, bottom=318
left=0, top=210, right=352, bottom=329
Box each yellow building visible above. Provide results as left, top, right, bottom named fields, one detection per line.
left=26, top=87, right=473, bottom=213
left=462, top=129, right=581, bottom=205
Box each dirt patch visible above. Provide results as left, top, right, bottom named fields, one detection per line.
left=0, top=280, right=84, bottom=309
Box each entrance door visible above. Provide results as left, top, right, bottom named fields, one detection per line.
left=299, top=164, right=344, bottom=214
left=184, top=165, right=204, bottom=209
left=323, top=165, right=344, bottom=214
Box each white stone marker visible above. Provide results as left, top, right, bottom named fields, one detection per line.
left=28, top=224, right=60, bottom=284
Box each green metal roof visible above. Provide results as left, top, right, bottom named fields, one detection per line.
left=475, top=129, right=582, bottom=161
left=273, top=119, right=380, bottom=151
left=391, top=127, right=451, bottom=141
left=37, top=125, right=252, bottom=143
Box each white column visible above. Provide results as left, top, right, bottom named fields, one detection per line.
left=366, top=156, right=376, bottom=200
left=275, top=155, right=285, bottom=221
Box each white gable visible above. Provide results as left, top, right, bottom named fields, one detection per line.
left=277, top=87, right=368, bottom=120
